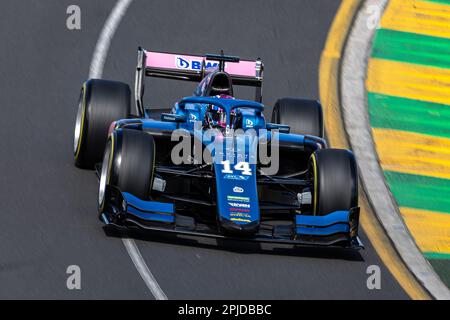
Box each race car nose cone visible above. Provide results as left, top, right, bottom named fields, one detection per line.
left=220, top=218, right=260, bottom=235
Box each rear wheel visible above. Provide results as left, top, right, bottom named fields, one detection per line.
left=74, top=79, right=131, bottom=168
left=98, top=129, right=156, bottom=212
left=309, top=149, right=358, bottom=216
left=271, top=97, right=324, bottom=138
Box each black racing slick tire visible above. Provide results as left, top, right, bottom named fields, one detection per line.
left=309, top=149, right=358, bottom=216
left=98, top=129, right=155, bottom=211
left=74, top=79, right=131, bottom=169
left=271, top=97, right=324, bottom=138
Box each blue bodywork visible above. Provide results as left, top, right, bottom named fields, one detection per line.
left=102, top=94, right=362, bottom=249
left=123, top=192, right=175, bottom=224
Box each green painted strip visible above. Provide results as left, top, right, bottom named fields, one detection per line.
left=368, top=93, right=450, bottom=139
left=424, top=252, right=450, bottom=260
left=372, top=29, right=450, bottom=69
left=424, top=0, right=450, bottom=5
left=384, top=171, right=450, bottom=214
left=427, top=259, right=450, bottom=288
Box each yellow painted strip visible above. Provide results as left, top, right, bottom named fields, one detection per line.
left=319, top=0, right=429, bottom=300
left=367, top=58, right=450, bottom=106
left=382, top=0, right=450, bottom=39
left=401, top=207, right=450, bottom=255
left=319, top=0, right=361, bottom=149
left=372, top=128, right=450, bottom=180
left=358, top=190, right=429, bottom=299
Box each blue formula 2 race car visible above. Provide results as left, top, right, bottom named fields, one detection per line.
left=73, top=48, right=363, bottom=249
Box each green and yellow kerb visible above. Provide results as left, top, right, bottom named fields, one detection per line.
left=366, top=0, right=450, bottom=287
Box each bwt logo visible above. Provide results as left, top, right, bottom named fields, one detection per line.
left=176, top=56, right=219, bottom=71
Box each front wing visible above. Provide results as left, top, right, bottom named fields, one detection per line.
left=100, top=185, right=364, bottom=249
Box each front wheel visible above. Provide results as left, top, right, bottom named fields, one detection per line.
left=98, top=129, right=156, bottom=212
left=309, top=149, right=358, bottom=216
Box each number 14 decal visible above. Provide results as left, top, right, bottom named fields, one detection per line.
left=221, top=161, right=252, bottom=176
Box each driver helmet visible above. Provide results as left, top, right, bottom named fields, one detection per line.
left=205, top=95, right=236, bottom=129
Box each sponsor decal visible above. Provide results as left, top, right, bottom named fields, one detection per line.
left=223, top=174, right=249, bottom=181
left=230, top=218, right=251, bottom=223
left=245, top=119, right=254, bottom=127
left=175, top=56, right=219, bottom=71
left=233, top=186, right=244, bottom=193
left=229, top=212, right=251, bottom=218
left=176, top=56, right=190, bottom=69
left=228, top=202, right=250, bottom=208
left=229, top=208, right=251, bottom=213
left=227, top=195, right=250, bottom=202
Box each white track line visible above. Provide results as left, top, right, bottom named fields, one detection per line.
left=89, top=0, right=168, bottom=300
left=122, top=238, right=168, bottom=300
left=89, top=0, right=133, bottom=79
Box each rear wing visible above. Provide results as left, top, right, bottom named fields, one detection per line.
left=134, top=47, right=264, bottom=117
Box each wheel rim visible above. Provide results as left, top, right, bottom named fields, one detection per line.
left=73, top=90, right=84, bottom=155
left=98, top=141, right=112, bottom=209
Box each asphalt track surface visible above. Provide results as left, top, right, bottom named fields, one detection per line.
left=0, top=0, right=409, bottom=299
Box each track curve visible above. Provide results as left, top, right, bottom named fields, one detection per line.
left=0, top=0, right=409, bottom=299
